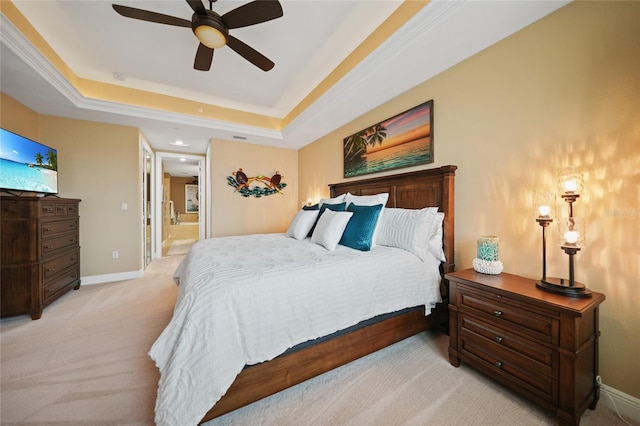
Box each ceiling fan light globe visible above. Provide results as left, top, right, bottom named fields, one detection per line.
left=192, top=13, right=228, bottom=49
left=195, top=24, right=227, bottom=49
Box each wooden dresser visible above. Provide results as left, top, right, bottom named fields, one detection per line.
left=446, top=269, right=605, bottom=426
left=1, top=196, right=81, bottom=320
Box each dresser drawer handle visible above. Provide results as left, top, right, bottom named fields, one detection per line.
left=47, top=268, right=55, bottom=273
left=494, top=310, right=503, bottom=317
left=495, top=361, right=503, bottom=368
left=47, top=288, right=55, bottom=293
left=45, top=228, right=54, bottom=232
left=495, top=336, right=503, bottom=343
left=46, top=245, right=54, bottom=250
left=496, top=294, right=502, bottom=299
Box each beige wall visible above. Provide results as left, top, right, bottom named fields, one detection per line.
left=299, top=1, right=640, bottom=398
left=39, top=116, right=141, bottom=276
left=1, top=94, right=141, bottom=277
left=209, top=138, right=298, bottom=236
left=0, top=93, right=39, bottom=139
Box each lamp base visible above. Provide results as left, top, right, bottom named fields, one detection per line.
left=536, top=277, right=592, bottom=298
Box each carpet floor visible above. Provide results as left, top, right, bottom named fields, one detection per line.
left=165, top=239, right=197, bottom=256
left=1, top=255, right=635, bottom=426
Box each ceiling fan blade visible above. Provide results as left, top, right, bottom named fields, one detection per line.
left=222, top=0, right=283, bottom=29
left=226, top=35, right=274, bottom=71
left=186, top=0, right=207, bottom=16
left=112, top=4, right=191, bottom=27
left=194, top=43, right=214, bottom=71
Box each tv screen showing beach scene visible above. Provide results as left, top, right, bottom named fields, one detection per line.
left=0, top=128, right=58, bottom=194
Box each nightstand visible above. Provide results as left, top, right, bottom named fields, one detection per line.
left=446, top=269, right=605, bottom=426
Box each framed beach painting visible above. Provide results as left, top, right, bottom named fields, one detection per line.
left=185, top=184, right=199, bottom=212
left=343, top=100, right=434, bottom=178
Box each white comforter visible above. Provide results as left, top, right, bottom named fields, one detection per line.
left=149, top=233, right=442, bottom=425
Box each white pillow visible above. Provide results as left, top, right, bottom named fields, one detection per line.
left=311, top=210, right=353, bottom=251
left=286, top=209, right=320, bottom=240
left=344, top=192, right=389, bottom=246
left=429, top=212, right=446, bottom=262
left=318, top=193, right=346, bottom=207
left=377, top=207, right=439, bottom=262
left=344, top=192, right=389, bottom=208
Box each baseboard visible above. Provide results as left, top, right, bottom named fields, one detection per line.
left=81, top=269, right=143, bottom=285
left=600, top=382, right=640, bottom=423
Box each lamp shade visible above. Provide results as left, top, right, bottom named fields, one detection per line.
left=534, top=192, right=555, bottom=219
left=558, top=217, right=585, bottom=248
left=558, top=167, right=583, bottom=196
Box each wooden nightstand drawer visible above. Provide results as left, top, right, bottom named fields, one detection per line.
left=460, top=327, right=557, bottom=403
left=41, top=219, right=78, bottom=237
left=458, top=283, right=558, bottom=345
left=461, top=314, right=556, bottom=372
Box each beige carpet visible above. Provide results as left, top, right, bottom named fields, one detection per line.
left=1, top=255, right=635, bottom=426
left=166, top=239, right=196, bottom=256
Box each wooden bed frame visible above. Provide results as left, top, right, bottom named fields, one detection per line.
left=200, top=165, right=457, bottom=423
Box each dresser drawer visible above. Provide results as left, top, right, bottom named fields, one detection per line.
left=40, top=202, right=79, bottom=218
left=41, top=233, right=79, bottom=255
left=43, top=267, right=80, bottom=302
left=460, top=326, right=557, bottom=403
left=458, top=284, right=558, bottom=345
left=42, top=249, right=80, bottom=281
left=41, top=219, right=78, bottom=237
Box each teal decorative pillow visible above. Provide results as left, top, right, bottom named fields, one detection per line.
left=302, top=204, right=319, bottom=211
left=339, top=203, right=384, bottom=251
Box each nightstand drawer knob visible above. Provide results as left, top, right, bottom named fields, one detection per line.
left=494, top=310, right=503, bottom=317
left=495, top=361, right=503, bottom=368
left=495, top=336, right=503, bottom=343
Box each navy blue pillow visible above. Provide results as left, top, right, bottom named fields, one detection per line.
left=339, top=203, right=384, bottom=251
left=308, top=202, right=346, bottom=237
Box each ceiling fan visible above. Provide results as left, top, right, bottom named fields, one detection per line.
left=112, top=0, right=283, bottom=71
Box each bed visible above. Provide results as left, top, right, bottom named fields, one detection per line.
left=150, top=165, right=457, bottom=425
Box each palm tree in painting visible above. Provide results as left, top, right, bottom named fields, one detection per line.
left=343, top=124, right=388, bottom=163
left=46, top=149, right=57, bottom=170
left=365, top=123, right=387, bottom=147
left=343, top=130, right=368, bottom=163
left=34, top=152, right=44, bottom=166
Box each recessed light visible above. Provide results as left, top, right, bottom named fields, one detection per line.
left=113, top=72, right=126, bottom=81
left=169, top=141, right=190, bottom=148
left=179, top=157, right=186, bottom=162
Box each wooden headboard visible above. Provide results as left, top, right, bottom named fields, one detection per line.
left=329, top=165, right=457, bottom=277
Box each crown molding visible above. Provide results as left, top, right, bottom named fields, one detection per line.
left=0, top=12, right=283, bottom=143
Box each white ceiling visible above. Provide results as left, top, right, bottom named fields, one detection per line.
left=1, top=0, right=569, bottom=176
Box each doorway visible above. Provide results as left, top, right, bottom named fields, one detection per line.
left=142, top=147, right=153, bottom=267
left=153, top=152, right=206, bottom=259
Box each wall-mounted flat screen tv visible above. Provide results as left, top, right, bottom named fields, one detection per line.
left=0, top=128, right=59, bottom=195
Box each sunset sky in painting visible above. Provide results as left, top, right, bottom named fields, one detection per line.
left=380, top=101, right=431, bottom=140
